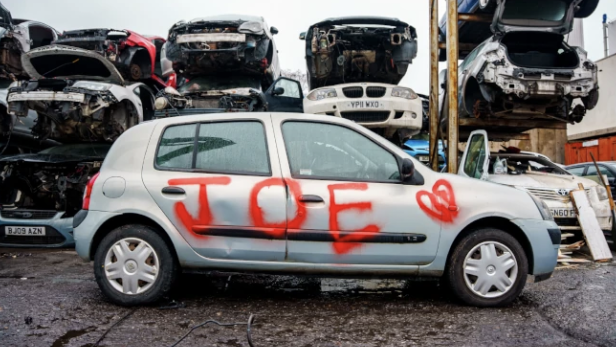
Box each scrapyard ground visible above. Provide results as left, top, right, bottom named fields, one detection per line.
left=0, top=248, right=615, bottom=347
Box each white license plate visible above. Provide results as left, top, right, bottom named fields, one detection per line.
left=5, top=226, right=46, bottom=236
left=550, top=209, right=577, bottom=218
left=346, top=101, right=384, bottom=109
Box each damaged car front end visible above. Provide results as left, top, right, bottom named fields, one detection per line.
left=0, top=143, right=108, bottom=247
left=7, top=45, right=155, bottom=142
left=445, top=0, right=599, bottom=124
left=302, top=17, right=418, bottom=89
left=163, top=15, right=280, bottom=86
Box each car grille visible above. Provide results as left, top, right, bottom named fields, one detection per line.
left=340, top=111, right=390, bottom=123
left=526, top=188, right=570, bottom=203
left=1, top=210, right=59, bottom=219
left=0, top=226, right=66, bottom=245
left=555, top=218, right=580, bottom=227
left=342, top=87, right=363, bottom=98
left=366, top=87, right=386, bottom=98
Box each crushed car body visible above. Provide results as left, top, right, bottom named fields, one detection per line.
left=0, top=2, right=58, bottom=80
left=302, top=17, right=417, bottom=89
left=0, top=143, right=109, bottom=247
left=7, top=45, right=155, bottom=142
left=440, top=0, right=599, bottom=125
left=53, top=28, right=172, bottom=88
left=163, top=14, right=281, bottom=87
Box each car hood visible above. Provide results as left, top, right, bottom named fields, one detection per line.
left=0, top=152, right=106, bottom=164
left=491, top=0, right=578, bottom=35
left=21, top=45, right=124, bottom=85
left=487, top=171, right=599, bottom=189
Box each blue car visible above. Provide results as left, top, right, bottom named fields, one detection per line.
left=403, top=139, right=445, bottom=170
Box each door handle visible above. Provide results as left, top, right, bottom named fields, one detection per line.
left=299, top=195, right=324, bottom=203
left=161, top=186, right=185, bottom=195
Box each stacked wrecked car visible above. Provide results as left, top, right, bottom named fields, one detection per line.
left=301, top=17, right=423, bottom=143
left=155, top=15, right=303, bottom=116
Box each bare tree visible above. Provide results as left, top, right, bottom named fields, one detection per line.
left=281, top=69, right=310, bottom=93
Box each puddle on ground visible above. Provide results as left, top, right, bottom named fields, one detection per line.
left=51, top=326, right=96, bottom=347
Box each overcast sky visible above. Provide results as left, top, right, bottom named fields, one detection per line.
left=6, top=0, right=616, bottom=92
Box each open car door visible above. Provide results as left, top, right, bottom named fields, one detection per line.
left=458, top=130, right=490, bottom=180
left=264, top=77, right=304, bottom=113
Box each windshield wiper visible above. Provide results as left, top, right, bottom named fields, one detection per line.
left=42, top=58, right=80, bottom=77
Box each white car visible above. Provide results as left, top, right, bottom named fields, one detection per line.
left=304, top=83, right=423, bottom=142
left=460, top=130, right=612, bottom=233
left=7, top=45, right=156, bottom=142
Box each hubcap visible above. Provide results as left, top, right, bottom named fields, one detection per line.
left=104, top=238, right=159, bottom=295
left=462, top=241, right=518, bottom=298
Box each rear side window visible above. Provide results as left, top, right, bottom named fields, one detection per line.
left=156, top=121, right=270, bottom=175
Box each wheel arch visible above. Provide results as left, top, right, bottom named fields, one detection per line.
left=446, top=217, right=535, bottom=274
left=89, top=213, right=179, bottom=265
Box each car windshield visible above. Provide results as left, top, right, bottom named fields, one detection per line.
left=38, top=144, right=112, bottom=157
left=178, top=76, right=262, bottom=93
left=489, top=155, right=570, bottom=175
left=502, top=0, right=569, bottom=24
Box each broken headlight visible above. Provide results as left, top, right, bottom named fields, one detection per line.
left=391, top=87, right=418, bottom=100
left=307, top=88, right=337, bottom=101
left=238, top=21, right=264, bottom=34
left=595, top=186, right=609, bottom=201
left=72, top=81, right=112, bottom=91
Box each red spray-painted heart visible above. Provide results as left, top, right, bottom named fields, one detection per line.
left=416, top=179, right=459, bottom=224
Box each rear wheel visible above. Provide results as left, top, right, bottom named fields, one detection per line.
left=94, top=224, right=178, bottom=306
left=446, top=228, right=528, bottom=307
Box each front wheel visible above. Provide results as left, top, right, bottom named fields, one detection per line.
left=94, top=224, right=178, bottom=306
left=446, top=228, right=528, bottom=307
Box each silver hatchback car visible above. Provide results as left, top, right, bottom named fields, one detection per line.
left=74, top=113, right=560, bottom=307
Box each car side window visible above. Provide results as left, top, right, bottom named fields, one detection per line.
left=586, top=165, right=614, bottom=179
left=464, top=134, right=486, bottom=179
left=567, top=166, right=585, bottom=176
left=156, top=124, right=197, bottom=169
left=281, top=121, right=400, bottom=182
left=156, top=121, right=270, bottom=175
left=275, top=78, right=301, bottom=98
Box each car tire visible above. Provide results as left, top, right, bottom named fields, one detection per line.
left=94, top=224, right=178, bottom=306
left=446, top=228, right=528, bottom=307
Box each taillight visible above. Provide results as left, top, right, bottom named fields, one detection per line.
left=82, top=172, right=100, bottom=210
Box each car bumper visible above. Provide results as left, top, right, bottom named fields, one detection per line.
left=304, top=96, right=423, bottom=133
left=511, top=218, right=560, bottom=277
left=74, top=210, right=121, bottom=261
left=0, top=213, right=74, bottom=248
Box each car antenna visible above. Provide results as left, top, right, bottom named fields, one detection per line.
left=42, top=58, right=80, bottom=77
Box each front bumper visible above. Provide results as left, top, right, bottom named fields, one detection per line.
left=304, top=95, right=422, bottom=135
left=0, top=212, right=74, bottom=248
left=512, top=219, right=560, bottom=277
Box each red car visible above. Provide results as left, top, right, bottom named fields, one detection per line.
left=53, top=28, right=176, bottom=89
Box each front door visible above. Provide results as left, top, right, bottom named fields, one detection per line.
left=142, top=117, right=289, bottom=261
left=271, top=118, right=441, bottom=265
left=265, top=77, right=304, bottom=113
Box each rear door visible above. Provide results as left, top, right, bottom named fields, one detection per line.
left=264, top=77, right=304, bottom=113
left=271, top=116, right=441, bottom=265
left=142, top=115, right=289, bottom=261
left=459, top=130, right=490, bottom=180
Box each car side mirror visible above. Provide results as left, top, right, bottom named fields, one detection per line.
left=272, top=87, right=285, bottom=96
left=299, top=32, right=306, bottom=40
left=401, top=158, right=415, bottom=181
left=270, top=26, right=279, bottom=35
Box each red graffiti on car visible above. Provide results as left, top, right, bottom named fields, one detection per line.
left=328, top=183, right=380, bottom=254
left=416, top=179, right=459, bottom=224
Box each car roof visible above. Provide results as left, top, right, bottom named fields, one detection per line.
left=566, top=162, right=616, bottom=167
left=189, top=14, right=264, bottom=24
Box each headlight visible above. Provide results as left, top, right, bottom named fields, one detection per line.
left=238, top=21, right=264, bottom=34
left=595, top=186, right=609, bottom=201
left=391, top=87, right=418, bottom=100
left=529, top=193, right=554, bottom=221
left=307, top=88, right=337, bottom=101
left=72, top=81, right=111, bottom=91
